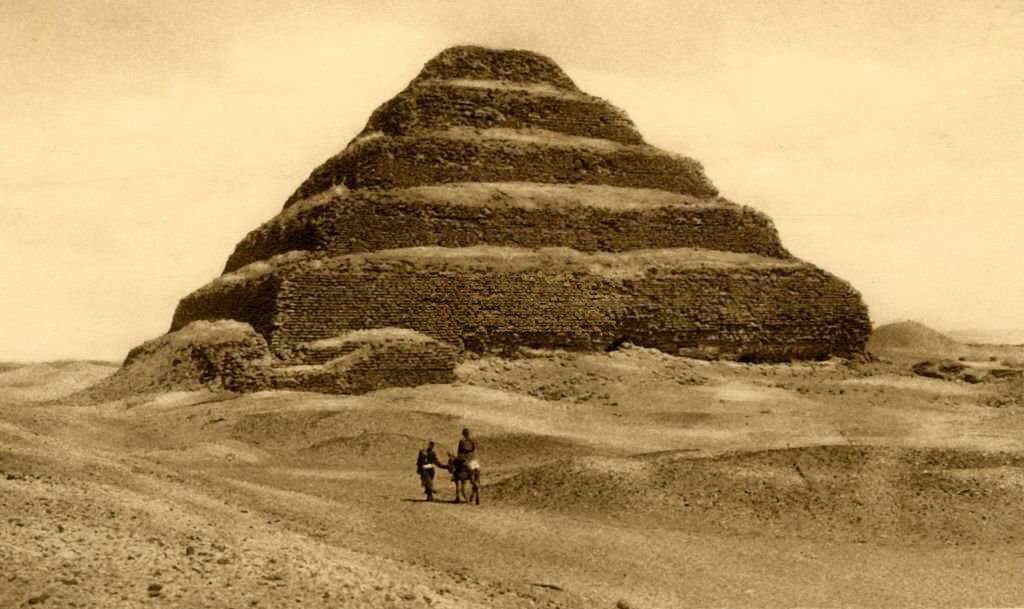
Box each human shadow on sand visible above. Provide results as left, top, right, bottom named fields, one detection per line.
left=401, top=497, right=475, bottom=505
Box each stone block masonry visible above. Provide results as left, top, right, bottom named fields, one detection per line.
left=174, top=248, right=870, bottom=363
left=171, top=273, right=280, bottom=340
left=363, top=82, right=643, bottom=144
left=225, top=184, right=790, bottom=273
left=274, top=329, right=459, bottom=394
left=413, top=46, right=581, bottom=90
left=284, top=130, right=717, bottom=206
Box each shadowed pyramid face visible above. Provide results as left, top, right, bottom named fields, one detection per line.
left=171, top=45, right=871, bottom=362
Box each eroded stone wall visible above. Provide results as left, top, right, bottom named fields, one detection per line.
left=413, top=46, right=580, bottom=90
left=225, top=193, right=790, bottom=272
left=274, top=333, right=458, bottom=394
left=285, top=134, right=717, bottom=206
left=175, top=255, right=870, bottom=362
left=364, top=83, right=642, bottom=144
left=170, top=275, right=280, bottom=339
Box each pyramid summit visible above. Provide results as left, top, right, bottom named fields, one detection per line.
left=412, top=45, right=582, bottom=90
left=109, top=45, right=871, bottom=397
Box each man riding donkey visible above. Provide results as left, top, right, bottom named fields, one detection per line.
left=448, top=428, right=481, bottom=504
left=415, top=440, right=443, bottom=501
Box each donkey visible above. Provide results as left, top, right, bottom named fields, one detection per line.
left=444, top=452, right=480, bottom=505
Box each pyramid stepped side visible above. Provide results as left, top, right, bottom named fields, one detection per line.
left=284, top=46, right=711, bottom=206
left=283, top=129, right=717, bottom=207
left=225, top=184, right=791, bottom=273
left=174, top=271, right=282, bottom=341
left=174, top=248, right=870, bottom=362
left=362, top=80, right=643, bottom=144
left=156, top=45, right=873, bottom=378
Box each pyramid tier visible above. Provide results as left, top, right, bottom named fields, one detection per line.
left=362, top=79, right=643, bottom=144
left=174, top=247, right=870, bottom=362
left=227, top=183, right=790, bottom=273
left=412, top=46, right=581, bottom=91
left=284, top=128, right=717, bottom=206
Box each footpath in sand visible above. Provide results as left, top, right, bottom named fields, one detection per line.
left=2, top=346, right=1024, bottom=608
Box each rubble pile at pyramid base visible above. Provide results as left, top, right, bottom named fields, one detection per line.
left=77, top=322, right=458, bottom=401
left=275, top=328, right=458, bottom=394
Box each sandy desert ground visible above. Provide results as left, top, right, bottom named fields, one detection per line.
left=2, top=341, right=1024, bottom=608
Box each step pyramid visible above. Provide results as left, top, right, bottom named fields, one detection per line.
left=170, top=45, right=871, bottom=365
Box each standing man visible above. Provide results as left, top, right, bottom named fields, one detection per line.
left=457, top=428, right=479, bottom=474
left=416, top=440, right=441, bottom=501
left=453, top=428, right=481, bottom=504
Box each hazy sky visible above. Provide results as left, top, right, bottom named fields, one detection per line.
left=2, top=0, right=1022, bottom=361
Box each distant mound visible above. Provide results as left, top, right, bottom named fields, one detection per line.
left=946, top=328, right=1024, bottom=346
left=489, top=445, right=1024, bottom=544
left=0, top=362, right=27, bottom=373
left=301, top=432, right=424, bottom=464
left=868, top=321, right=959, bottom=355
left=0, top=360, right=118, bottom=402
left=471, top=433, right=596, bottom=469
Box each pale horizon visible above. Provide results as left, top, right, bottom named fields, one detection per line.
left=2, top=0, right=1022, bottom=361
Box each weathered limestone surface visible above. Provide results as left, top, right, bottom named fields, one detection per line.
left=225, top=184, right=790, bottom=272
left=284, top=129, right=717, bottom=207
left=176, top=248, right=870, bottom=362
left=413, top=46, right=581, bottom=90
left=276, top=329, right=458, bottom=394
left=362, top=81, right=643, bottom=144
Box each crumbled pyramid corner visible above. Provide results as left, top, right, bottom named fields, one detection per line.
left=118, top=45, right=871, bottom=398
